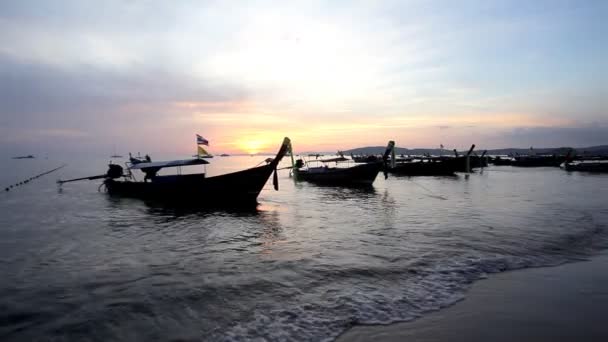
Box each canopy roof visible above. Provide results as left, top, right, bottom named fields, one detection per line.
left=318, top=157, right=349, bottom=163
left=129, top=158, right=209, bottom=169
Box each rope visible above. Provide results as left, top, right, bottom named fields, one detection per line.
left=407, top=179, right=448, bottom=200
left=3, top=164, right=67, bottom=192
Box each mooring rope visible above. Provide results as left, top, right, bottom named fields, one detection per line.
left=406, top=179, right=448, bottom=200
left=3, top=164, right=67, bottom=192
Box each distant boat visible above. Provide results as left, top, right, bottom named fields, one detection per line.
left=563, top=160, right=608, bottom=173
left=389, top=157, right=458, bottom=176
left=220, top=154, right=230, bottom=157
left=58, top=138, right=291, bottom=207
left=562, top=152, right=608, bottom=173
left=289, top=141, right=394, bottom=186
left=129, top=152, right=149, bottom=165
left=511, top=155, right=564, bottom=167
left=490, top=156, right=514, bottom=166
left=350, top=154, right=380, bottom=163
left=110, top=146, right=123, bottom=158
left=438, top=145, right=485, bottom=172
left=12, top=155, right=35, bottom=159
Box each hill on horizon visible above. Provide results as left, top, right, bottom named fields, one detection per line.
left=339, top=145, right=608, bottom=156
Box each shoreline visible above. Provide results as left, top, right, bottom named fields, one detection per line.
left=337, top=253, right=608, bottom=342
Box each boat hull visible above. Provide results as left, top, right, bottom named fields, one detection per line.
left=103, top=138, right=290, bottom=207
left=564, top=162, right=608, bottom=173
left=440, top=156, right=487, bottom=172
left=105, top=163, right=277, bottom=206
left=295, top=162, right=381, bottom=186
left=511, top=156, right=565, bottom=167
left=389, top=161, right=457, bottom=176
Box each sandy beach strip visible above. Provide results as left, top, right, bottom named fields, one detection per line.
left=337, top=253, right=608, bottom=342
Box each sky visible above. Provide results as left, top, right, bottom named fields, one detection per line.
left=0, top=0, right=606, bottom=156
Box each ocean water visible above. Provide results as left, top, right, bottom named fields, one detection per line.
left=1, top=156, right=607, bottom=341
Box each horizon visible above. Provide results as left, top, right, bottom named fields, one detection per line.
left=1, top=1, right=606, bottom=156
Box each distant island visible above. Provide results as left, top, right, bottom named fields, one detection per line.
left=340, top=145, right=608, bottom=156
left=12, top=155, right=35, bottom=159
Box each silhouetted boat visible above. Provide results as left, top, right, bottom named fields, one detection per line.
left=58, top=138, right=291, bottom=206
left=350, top=154, right=381, bottom=163
left=436, top=145, right=479, bottom=172
left=289, top=141, right=393, bottom=186
left=563, top=160, right=608, bottom=173
left=511, top=155, right=564, bottom=167
left=389, top=157, right=458, bottom=176
left=110, top=146, right=123, bottom=158
left=12, top=155, right=35, bottom=159
left=490, top=156, right=514, bottom=166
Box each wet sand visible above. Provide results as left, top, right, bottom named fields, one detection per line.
left=337, top=253, right=608, bottom=342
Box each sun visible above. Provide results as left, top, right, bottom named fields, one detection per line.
left=235, top=139, right=268, bottom=155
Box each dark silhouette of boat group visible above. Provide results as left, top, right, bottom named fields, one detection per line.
left=55, top=137, right=608, bottom=207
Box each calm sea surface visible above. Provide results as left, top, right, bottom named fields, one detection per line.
left=1, top=156, right=607, bottom=341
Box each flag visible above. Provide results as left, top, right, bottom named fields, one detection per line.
left=197, top=145, right=210, bottom=157
left=196, top=134, right=209, bottom=146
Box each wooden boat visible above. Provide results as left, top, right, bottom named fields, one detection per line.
left=289, top=141, right=394, bottom=186
left=389, top=157, right=458, bottom=176
left=110, top=146, right=123, bottom=158
left=350, top=154, right=380, bottom=163
left=59, top=137, right=291, bottom=206
left=443, top=145, right=481, bottom=172
left=511, top=155, right=564, bottom=167
left=491, top=156, right=514, bottom=166
left=563, top=160, right=608, bottom=173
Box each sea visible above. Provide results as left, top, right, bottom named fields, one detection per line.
left=1, top=155, right=607, bottom=341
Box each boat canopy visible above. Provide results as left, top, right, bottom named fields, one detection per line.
left=318, top=156, right=349, bottom=163
left=129, top=158, right=209, bottom=170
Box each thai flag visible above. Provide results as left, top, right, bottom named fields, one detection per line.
left=196, top=134, right=209, bottom=146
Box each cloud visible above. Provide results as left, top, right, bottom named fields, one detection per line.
left=0, top=0, right=606, bottom=154
left=498, top=126, right=608, bottom=148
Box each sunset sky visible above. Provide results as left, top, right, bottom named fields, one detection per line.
left=1, top=0, right=606, bottom=155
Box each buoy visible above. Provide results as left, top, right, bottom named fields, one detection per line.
left=5, top=188, right=8, bottom=191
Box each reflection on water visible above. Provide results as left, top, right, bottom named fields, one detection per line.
left=1, top=157, right=608, bottom=341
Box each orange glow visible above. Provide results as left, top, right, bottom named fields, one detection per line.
left=232, top=131, right=285, bottom=154
left=160, top=97, right=581, bottom=154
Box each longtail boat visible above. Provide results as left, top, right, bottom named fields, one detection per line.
left=563, top=160, right=608, bottom=173
left=58, top=137, right=291, bottom=206
left=442, top=144, right=479, bottom=172
left=389, top=157, right=458, bottom=176
left=562, top=152, right=608, bottom=173
left=511, top=154, right=565, bottom=167
left=288, top=141, right=394, bottom=186
left=491, top=156, right=514, bottom=165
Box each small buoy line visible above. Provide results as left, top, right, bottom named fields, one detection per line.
left=3, top=164, right=67, bottom=192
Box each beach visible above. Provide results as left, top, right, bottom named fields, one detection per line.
left=337, top=253, right=608, bottom=342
